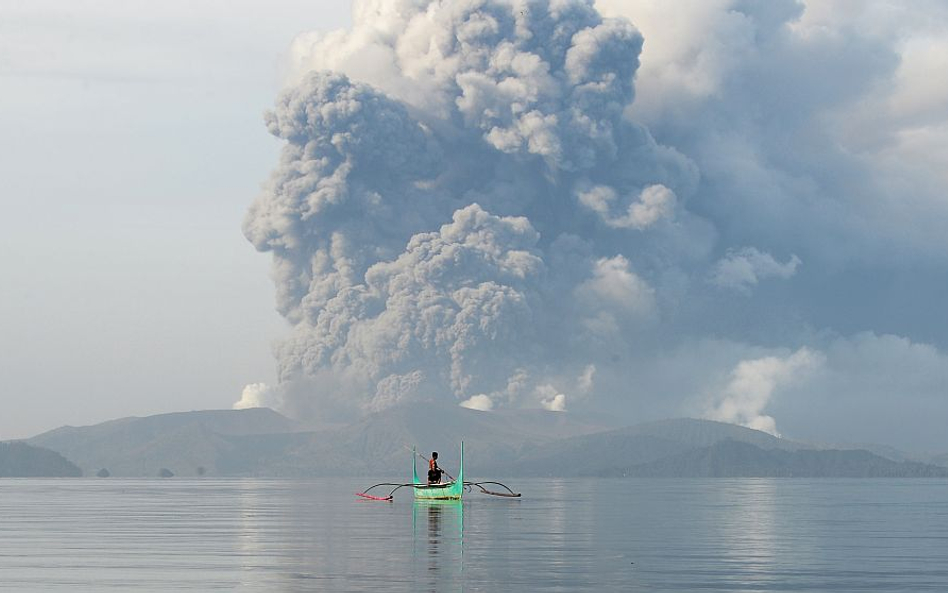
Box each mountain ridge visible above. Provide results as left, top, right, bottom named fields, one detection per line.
left=17, top=406, right=948, bottom=478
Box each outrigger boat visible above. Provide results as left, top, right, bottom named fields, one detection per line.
left=356, top=442, right=521, bottom=501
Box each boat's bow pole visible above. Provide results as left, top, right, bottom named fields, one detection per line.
left=405, top=444, right=459, bottom=482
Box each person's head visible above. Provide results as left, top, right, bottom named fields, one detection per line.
left=431, top=452, right=438, bottom=459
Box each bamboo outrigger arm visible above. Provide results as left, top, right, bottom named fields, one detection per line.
left=355, top=482, right=432, bottom=501
left=465, top=481, right=521, bottom=497
left=356, top=480, right=521, bottom=500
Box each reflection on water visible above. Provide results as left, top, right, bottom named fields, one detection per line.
left=1, top=478, right=947, bottom=591
left=412, top=500, right=463, bottom=591
left=236, top=478, right=265, bottom=577
left=714, top=479, right=779, bottom=585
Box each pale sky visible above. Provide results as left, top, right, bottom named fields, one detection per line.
left=0, top=0, right=352, bottom=438
left=3, top=1, right=947, bottom=453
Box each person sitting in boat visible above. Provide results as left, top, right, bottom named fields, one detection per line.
left=427, top=452, right=443, bottom=485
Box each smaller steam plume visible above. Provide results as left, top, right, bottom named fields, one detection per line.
left=234, top=383, right=272, bottom=410
left=705, top=348, right=823, bottom=436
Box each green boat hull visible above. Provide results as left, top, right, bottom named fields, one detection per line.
left=413, top=443, right=463, bottom=500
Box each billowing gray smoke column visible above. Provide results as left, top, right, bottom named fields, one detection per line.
left=245, top=0, right=698, bottom=419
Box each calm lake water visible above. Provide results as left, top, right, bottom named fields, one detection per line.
left=1, top=478, right=947, bottom=591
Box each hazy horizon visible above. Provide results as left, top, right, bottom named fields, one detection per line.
left=3, top=0, right=948, bottom=453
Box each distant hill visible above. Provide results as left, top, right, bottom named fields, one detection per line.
left=0, top=441, right=82, bottom=477
left=511, top=418, right=806, bottom=477
left=928, top=453, right=948, bottom=468
left=28, top=408, right=299, bottom=477
left=608, top=440, right=948, bottom=478
left=22, top=407, right=948, bottom=478
left=775, top=441, right=948, bottom=469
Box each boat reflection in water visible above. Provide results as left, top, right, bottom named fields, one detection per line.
left=412, top=499, right=463, bottom=591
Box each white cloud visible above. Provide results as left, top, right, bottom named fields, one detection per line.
left=710, top=247, right=801, bottom=293
left=576, top=256, right=656, bottom=319
left=578, top=184, right=677, bottom=229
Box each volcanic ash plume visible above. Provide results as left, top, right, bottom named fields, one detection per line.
left=244, top=0, right=697, bottom=419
